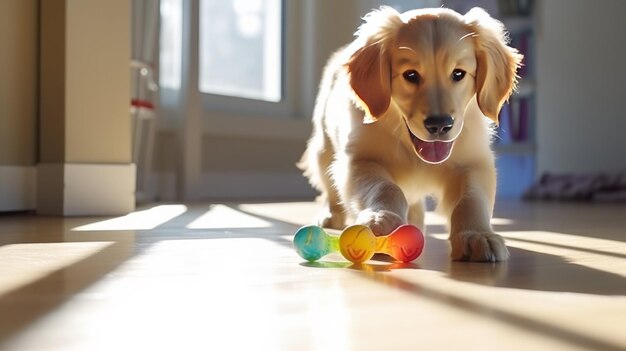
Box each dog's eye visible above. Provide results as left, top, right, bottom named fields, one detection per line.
left=451, top=69, right=466, bottom=82
left=402, top=70, right=420, bottom=84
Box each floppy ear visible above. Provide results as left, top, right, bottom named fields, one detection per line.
left=345, top=6, right=401, bottom=123
left=347, top=43, right=391, bottom=122
left=465, top=7, right=523, bottom=124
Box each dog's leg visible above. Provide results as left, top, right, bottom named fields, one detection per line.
left=340, top=160, right=407, bottom=236
left=315, top=144, right=346, bottom=230
left=316, top=180, right=346, bottom=230
left=442, top=165, right=509, bottom=262
left=408, top=199, right=425, bottom=232
left=299, top=128, right=346, bottom=229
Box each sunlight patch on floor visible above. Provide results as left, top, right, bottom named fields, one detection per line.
left=304, top=280, right=351, bottom=351
left=432, top=231, right=626, bottom=277
left=238, top=202, right=515, bottom=228
left=186, top=205, right=273, bottom=229
left=238, top=202, right=319, bottom=226
left=503, top=231, right=626, bottom=256
left=424, top=211, right=514, bottom=226
left=73, top=205, right=188, bottom=231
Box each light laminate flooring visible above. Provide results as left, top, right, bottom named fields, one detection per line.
left=0, top=200, right=625, bottom=351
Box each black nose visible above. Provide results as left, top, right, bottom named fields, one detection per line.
left=424, top=115, right=454, bottom=136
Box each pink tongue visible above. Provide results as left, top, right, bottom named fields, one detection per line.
left=414, top=139, right=453, bottom=164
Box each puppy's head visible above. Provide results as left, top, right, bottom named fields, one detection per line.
left=347, top=7, right=522, bottom=164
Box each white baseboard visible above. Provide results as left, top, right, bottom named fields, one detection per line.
left=0, top=165, right=36, bottom=212
left=37, top=163, right=136, bottom=216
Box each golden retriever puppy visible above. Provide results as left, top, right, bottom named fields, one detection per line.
left=299, top=7, right=522, bottom=262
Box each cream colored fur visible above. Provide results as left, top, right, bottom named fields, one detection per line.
left=299, top=7, right=522, bottom=262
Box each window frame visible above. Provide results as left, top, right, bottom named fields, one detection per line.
left=198, top=0, right=284, bottom=104
left=196, top=0, right=301, bottom=120
left=158, top=0, right=311, bottom=135
left=157, top=0, right=315, bottom=201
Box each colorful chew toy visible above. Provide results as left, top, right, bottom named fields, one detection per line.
left=293, top=224, right=424, bottom=263
left=293, top=225, right=339, bottom=262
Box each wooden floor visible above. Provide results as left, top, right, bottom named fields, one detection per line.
left=0, top=200, right=625, bottom=351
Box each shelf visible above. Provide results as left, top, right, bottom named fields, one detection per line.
left=514, top=79, right=535, bottom=98
left=502, top=16, right=533, bottom=33
left=493, top=142, right=536, bottom=155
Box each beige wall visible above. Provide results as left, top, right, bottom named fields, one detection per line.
left=40, top=1, right=66, bottom=163
left=65, top=0, right=131, bottom=163
left=40, top=0, right=131, bottom=164
left=38, top=0, right=133, bottom=215
left=0, top=0, right=37, bottom=166
left=1, top=0, right=133, bottom=214
left=536, top=0, right=626, bottom=173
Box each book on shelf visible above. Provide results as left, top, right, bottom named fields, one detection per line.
left=497, top=0, right=533, bottom=16
left=495, top=97, right=532, bottom=145
left=508, top=31, right=533, bottom=78
left=496, top=101, right=513, bottom=144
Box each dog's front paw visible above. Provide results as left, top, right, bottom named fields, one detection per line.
left=355, top=209, right=405, bottom=236
left=450, top=231, right=509, bottom=262
left=317, top=209, right=345, bottom=230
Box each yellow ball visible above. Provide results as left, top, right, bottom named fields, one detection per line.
left=339, top=225, right=376, bottom=263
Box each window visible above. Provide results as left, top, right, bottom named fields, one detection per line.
left=159, top=0, right=182, bottom=90
left=154, top=0, right=367, bottom=199
left=199, top=0, right=282, bottom=102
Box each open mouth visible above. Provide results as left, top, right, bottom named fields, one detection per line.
left=406, top=124, right=455, bottom=164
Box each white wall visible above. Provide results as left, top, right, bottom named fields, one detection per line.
left=536, top=0, right=626, bottom=174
